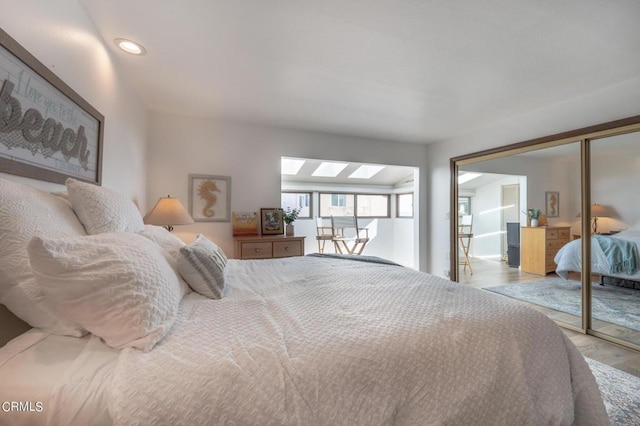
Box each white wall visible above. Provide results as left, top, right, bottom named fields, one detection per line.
left=1, top=1, right=148, bottom=206
left=427, top=76, right=640, bottom=277
left=147, top=112, right=428, bottom=267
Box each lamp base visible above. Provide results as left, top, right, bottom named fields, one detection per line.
left=164, top=225, right=174, bottom=232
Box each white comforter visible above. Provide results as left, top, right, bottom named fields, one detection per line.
left=104, top=256, right=607, bottom=425
left=555, top=229, right=640, bottom=280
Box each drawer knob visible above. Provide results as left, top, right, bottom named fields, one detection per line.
left=285, top=246, right=289, bottom=251
left=254, top=248, right=260, bottom=252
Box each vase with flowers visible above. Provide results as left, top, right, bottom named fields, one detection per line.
left=283, top=207, right=301, bottom=236
left=523, top=208, right=541, bottom=227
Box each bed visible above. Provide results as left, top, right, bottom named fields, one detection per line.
left=0, top=177, right=609, bottom=425
left=554, top=225, right=640, bottom=284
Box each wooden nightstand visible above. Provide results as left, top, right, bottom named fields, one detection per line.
left=234, top=235, right=305, bottom=260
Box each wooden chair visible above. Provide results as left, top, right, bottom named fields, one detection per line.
left=315, top=217, right=334, bottom=253
left=458, top=214, right=473, bottom=275
left=331, top=215, right=370, bottom=255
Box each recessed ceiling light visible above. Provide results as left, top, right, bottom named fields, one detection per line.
left=349, top=165, right=385, bottom=179
left=312, top=161, right=348, bottom=178
left=114, top=38, right=147, bottom=55
left=281, top=158, right=305, bottom=175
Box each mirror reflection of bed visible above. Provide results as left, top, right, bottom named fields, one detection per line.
left=453, top=127, right=640, bottom=350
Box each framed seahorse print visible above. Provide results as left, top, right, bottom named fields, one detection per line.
left=188, top=174, right=231, bottom=222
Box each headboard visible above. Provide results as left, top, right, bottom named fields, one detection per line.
left=0, top=304, right=31, bottom=347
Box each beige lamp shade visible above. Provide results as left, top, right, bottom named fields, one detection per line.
left=144, top=196, right=194, bottom=231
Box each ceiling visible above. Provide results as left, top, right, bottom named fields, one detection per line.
left=79, top=0, right=640, bottom=144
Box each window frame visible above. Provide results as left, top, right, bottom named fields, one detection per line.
left=396, top=192, right=414, bottom=218
left=319, top=191, right=390, bottom=218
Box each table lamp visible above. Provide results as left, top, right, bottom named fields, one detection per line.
left=144, top=196, right=194, bottom=232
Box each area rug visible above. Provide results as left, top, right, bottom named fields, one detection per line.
left=485, top=278, right=640, bottom=331
left=586, top=357, right=640, bottom=425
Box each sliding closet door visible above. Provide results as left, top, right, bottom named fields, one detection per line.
left=590, top=132, right=640, bottom=347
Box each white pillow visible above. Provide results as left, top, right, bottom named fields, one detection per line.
left=139, top=224, right=191, bottom=297
left=0, top=178, right=86, bottom=336
left=28, top=233, right=182, bottom=352
left=177, top=234, right=228, bottom=299
left=65, top=178, right=144, bottom=234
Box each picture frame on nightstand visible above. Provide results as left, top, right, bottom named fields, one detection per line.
left=260, top=208, right=284, bottom=235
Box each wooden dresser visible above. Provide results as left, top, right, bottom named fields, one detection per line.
left=520, top=226, right=570, bottom=275
left=233, top=235, right=305, bottom=260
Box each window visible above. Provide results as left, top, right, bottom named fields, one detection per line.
left=356, top=194, right=389, bottom=217
left=331, top=194, right=346, bottom=207
left=396, top=193, right=413, bottom=218
left=320, top=193, right=354, bottom=217
left=319, top=193, right=390, bottom=218
left=458, top=197, right=471, bottom=216
left=281, top=192, right=311, bottom=218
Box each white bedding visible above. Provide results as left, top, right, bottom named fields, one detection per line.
left=555, top=229, right=640, bottom=280
left=1, top=256, right=608, bottom=425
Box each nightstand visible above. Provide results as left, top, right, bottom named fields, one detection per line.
left=233, top=235, right=305, bottom=259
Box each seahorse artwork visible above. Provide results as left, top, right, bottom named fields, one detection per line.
left=197, top=179, right=222, bottom=217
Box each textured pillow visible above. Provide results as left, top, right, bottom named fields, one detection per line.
left=139, top=225, right=191, bottom=297
left=65, top=178, right=144, bottom=234
left=177, top=234, right=228, bottom=299
left=28, top=233, right=182, bottom=352
left=0, top=178, right=86, bottom=336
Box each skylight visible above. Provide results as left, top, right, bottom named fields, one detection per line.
left=458, top=172, right=482, bottom=184
left=349, top=165, right=385, bottom=179
left=312, top=161, right=348, bottom=178
left=281, top=158, right=305, bottom=175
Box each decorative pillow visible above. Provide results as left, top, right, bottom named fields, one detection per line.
left=65, top=178, right=145, bottom=234
left=139, top=224, right=191, bottom=297
left=28, top=233, right=182, bottom=352
left=177, top=234, right=228, bottom=299
left=0, top=178, right=86, bottom=336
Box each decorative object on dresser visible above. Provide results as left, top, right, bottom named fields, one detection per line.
left=523, top=208, right=541, bottom=227
left=188, top=174, right=231, bottom=222
left=260, top=207, right=284, bottom=235
left=234, top=235, right=305, bottom=259
left=545, top=191, right=559, bottom=217
left=283, top=207, right=301, bottom=236
left=520, top=226, right=570, bottom=275
left=232, top=211, right=259, bottom=237
left=144, top=196, right=194, bottom=232
left=0, top=28, right=104, bottom=185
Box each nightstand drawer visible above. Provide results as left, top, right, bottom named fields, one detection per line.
left=241, top=242, right=273, bottom=259
left=273, top=241, right=302, bottom=258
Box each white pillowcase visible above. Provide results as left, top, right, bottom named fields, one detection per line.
left=178, top=234, right=228, bottom=299
left=139, top=225, right=191, bottom=297
left=0, top=178, right=86, bottom=336
left=28, top=233, right=182, bottom=352
left=65, top=178, right=145, bottom=234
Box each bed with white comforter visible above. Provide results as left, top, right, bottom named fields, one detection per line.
left=0, top=177, right=609, bottom=425
left=1, top=256, right=608, bottom=425
left=555, top=227, right=640, bottom=281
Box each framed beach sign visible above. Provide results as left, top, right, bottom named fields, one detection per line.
left=0, top=28, right=104, bottom=185
left=189, top=174, right=231, bottom=222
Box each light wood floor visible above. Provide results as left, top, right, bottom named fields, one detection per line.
left=458, top=257, right=640, bottom=378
